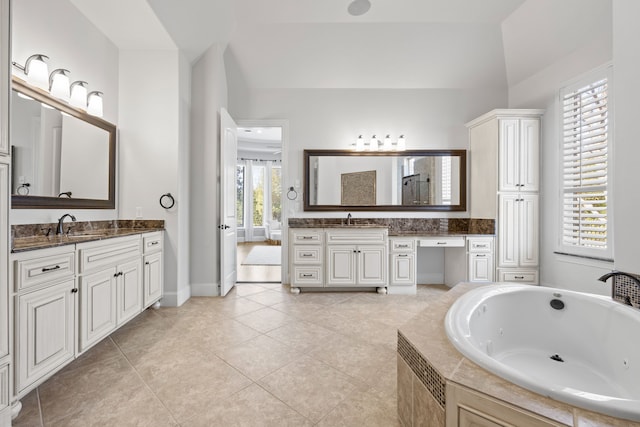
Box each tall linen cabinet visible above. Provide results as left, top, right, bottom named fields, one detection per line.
left=466, top=109, right=544, bottom=284
left=0, top=0, right=12, bottom=423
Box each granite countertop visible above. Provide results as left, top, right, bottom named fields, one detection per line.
left=11, top=220, right=164, bottom=253
left=288, top=218, right=495, bottom=236
left=399, top=283, right=636, bottom=426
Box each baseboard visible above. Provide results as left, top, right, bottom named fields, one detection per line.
left=161, top=285, right=192, bottom=307
left=191, top=282, right=220, bottom=297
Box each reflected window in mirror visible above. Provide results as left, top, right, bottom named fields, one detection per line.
left=304, top=149, right=466, bottom=212
left=10, top=76, right=116, bottom=209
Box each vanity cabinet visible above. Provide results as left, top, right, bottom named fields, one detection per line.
left=143, top=232, right=163, bottom=307
left=467, top=237, right=494, bottom=282
left=12, top=246, right=77, bottom=396
left=389, top=238, right=416, bottom=293
left=77, top=235, right=142, bottom=353
left=289, top=229, right=324, bottom=288
left=0, top=161, right=9, bottom=421
left=325, top=229, right=387, bottom=288
left=467, top=109, right=543, bottom=284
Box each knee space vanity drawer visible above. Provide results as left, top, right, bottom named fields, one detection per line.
left=143, top=232, right=163, bottom=253
left=78, top=236, right=141, bottom=273
left=15, top=250, right=75, bottom=290
left=419, top=237, right=465, bottom=247
left=292, top=246, right=322, bottom=264
left=291, top=229, right=323, bottom=244
left=467, top=238, right=493, bottom=253
left=292, top=267, right=323, bottom=285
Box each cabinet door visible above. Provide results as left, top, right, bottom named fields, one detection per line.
left=519, top=194, right=539, bottom=267
left=390, top=253, right=415, bottom=286
left=519, top=119, right=540, bottom=192
left=0, top=162, right=8, bottom=360
left=499, top=119, right=520, bottom=192
left=117, top=259, right=142, bottom=325
left=144, top=252, right=163, bottom=307
left=16, top=279, right=75, bottom=393
left=357, top=245, right=386, bottom=286
left=326, top=245, right=356, bottom=286
left=80, top=268, right=117, bottom=352
left=468, top=253, right=493, bottom=282
left=498, top=194, right=519, bottom=268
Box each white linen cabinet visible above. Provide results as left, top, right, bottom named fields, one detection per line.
left=467, top=109, right=543, bottom=284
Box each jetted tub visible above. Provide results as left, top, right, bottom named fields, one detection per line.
left=445, top=284, right=640, bottom=422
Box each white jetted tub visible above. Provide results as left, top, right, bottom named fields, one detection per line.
left=445, top=284, right=640, bottom=422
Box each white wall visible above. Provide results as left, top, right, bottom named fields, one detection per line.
left=612, top=0, right=640, bottom=274
left=118, top=49, right=188, bottom=307
left=11, top=0, right=119, bottom=224
left=190, top=43, right=228, bottom=296
left=227, top=87, right=507, bottom=219
left=503, top=0, right=614, bottom=294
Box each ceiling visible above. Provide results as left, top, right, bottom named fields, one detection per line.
left=68, top=0, right=528, bottom=90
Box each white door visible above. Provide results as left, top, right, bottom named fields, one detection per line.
left=220, top=109, right=238, bottom=296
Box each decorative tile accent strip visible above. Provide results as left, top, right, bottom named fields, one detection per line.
left=398, top=331, right=446, bottom=409
left=288, top=218, right=495, bottom=235
left=613, top=272, right=640, bottom=308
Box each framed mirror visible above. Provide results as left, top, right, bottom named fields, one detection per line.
left=11, top=76, right=116, bottom=209
left=304, top=149, right=467, bottom=211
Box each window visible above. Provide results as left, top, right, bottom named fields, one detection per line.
left=560, top=67, right=612, bottom=259
left=252, top=165, right=265, bottom=227
left=271, top=165, right=282, bottom=222
left=236, top=164, right=245, bottom=227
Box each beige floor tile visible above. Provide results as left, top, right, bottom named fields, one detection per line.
left=244, top=289, right=295, bottom=306
left=259, top=355, right=364, bottom=423
left=182, top=383, right=313, bottom=426
left=266, top=321, right=335, bottom=353
left=206, top=296, right=267, bottom=317
left=233, top=306, right=295, bottom=333
left=270, top=300, right=327, bottom=318
left=216, top=334, right=302, bottom=381
left=12, top=389, right=41, bottom=427
left=228, top=283, right=272, bottom=297
left=316, top=389, right=401, bottom=427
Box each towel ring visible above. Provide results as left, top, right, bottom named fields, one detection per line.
left=17, top=183, right=30, bottom=195
left=160, top=193, right=175, bottom=209
left=287, top=187, right=298, bottom=201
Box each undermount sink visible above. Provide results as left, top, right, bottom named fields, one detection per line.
left=64, top=233, right=105, bottom=239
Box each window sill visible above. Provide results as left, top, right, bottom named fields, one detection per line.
left=554, top=251, right=614, bottom=268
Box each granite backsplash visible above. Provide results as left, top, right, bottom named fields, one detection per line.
left=288, top=218, right=495, bottom=235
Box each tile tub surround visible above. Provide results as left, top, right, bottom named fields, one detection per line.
left=398, top=283, right=640, bottom=427
left=11, top=219, right=164, bottom=252
left=288, top=218, right=495, bottom=235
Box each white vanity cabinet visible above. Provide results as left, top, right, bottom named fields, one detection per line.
left=325, top=228, right=387, bottom=288
left=467, top=237, right=494, bottom=282
left=12, top=246, right=77, bottom=397
left=289, top=229, right=324, bottom=288
left=389, top=238, right=416, bottom=294
left=77, top=235, right=142, bottom=353
left=143, top=232, right=163, bottom=307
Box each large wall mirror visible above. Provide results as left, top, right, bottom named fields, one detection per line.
left=304, top=149, right=467, bottom=211
left=11, top=76, right=116, bottom=209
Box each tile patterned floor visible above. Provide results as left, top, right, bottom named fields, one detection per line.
left=13, top=283, right=449, bottom=426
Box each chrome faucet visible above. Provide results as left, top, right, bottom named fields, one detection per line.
left=346, top=213, right=352, bottom=226
left=56, top=213, right=77, bottom=235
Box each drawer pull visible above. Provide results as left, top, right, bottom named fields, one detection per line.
left=301, top=253, right=313, bottom=257
left=514, top=275, right=525, bottom=279
left=301, top=236, right=313, bottom=240
left=475, top=254, right=486, bottom=258
left=475, top=244, right=488, bottom=248
left=437, top=242, right=447, bottom=245
left=398, top=254, right=408, bottom=257
left=150, top=241, right=159, bottom=246
left=42, top=265, right=61, bottom=273
left=301, top=274, right=313, bottom=278
left=398, top=244, right=409, bottom=248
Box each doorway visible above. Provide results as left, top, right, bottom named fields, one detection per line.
left=235, top=122, right=286, bottom=283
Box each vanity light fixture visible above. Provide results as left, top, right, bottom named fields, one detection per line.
left=351, top=134, right=406, bottom=151
left=369, top=135, right=380, bottom=151
left=383, top=134, right=393, bottom=151
left=87, top=91, right=104, bottom=117
left=355, top=135, right=365, bottom=152
left=69, top=81, right=88, bottom=109
left=49, top=69, right=71, bottom=102
left=12, top=54, right=50, bottom=90
left=397, top=135, right=406, bottom=151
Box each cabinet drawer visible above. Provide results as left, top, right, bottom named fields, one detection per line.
left=292, top=267, right=323, bottom=286
left=143, top=232, right=163, bottom=254
left=16, top=251, right=75, bottom=291
left=326, top=228, right=388, bottom=245
left=292, top=246, right=322, bottom=264
left=78, top=236, right=141, bottom=274
left=419, top=237, right=465, bottom=247
left=467, top=237, right=493, bottom=253
left=290, top=229, right=323, bottom=244
left=498, top=269, right=538, bottom=284
left=390, top=239, right=415, bottom=252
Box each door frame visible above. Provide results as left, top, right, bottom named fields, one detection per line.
left=236, top=119, right=290, bottom=285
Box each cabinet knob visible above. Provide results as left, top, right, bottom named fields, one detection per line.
left=145, top=261, right=150, bottom=265
left=71, top=288, right=78, bottom=293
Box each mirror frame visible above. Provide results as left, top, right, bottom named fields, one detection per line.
left=303, top=149, right=467, bottom=212
left=11, top=76, right=116, bottom=209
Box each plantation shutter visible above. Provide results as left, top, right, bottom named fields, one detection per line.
left=561, top=77, right=609, bottom=254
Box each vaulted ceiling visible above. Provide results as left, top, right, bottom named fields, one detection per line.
left=69, top=0, right=611, bottom=91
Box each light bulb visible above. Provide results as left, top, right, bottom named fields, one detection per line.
left=87, top=91, right=103, bottom=117
left=70, top=81, right=88, bottom=109
left=49, top=69, right=71, bottom=102
left=355, top=135, right=365, bottom=152
left=369, top=135, right=378, bottom=152
left=397, top=135, right=406, bottom=151
left=25, top=54, right=49, bottom=90
left=383, top=135, right=392, bottom=151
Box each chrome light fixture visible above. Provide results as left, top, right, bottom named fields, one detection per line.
left=12, top=54, right=50, bottom=90
left=383, top=134, right=392, bottom=151
left=352, top=134, right=405, bottom=151
left=355, top=135, right=365, bottom=152
left=396, top=135, right=406, bottom=151
left=49, top=69, right=71, bottom=102
left=87, top=91, right=104, bottom=117
left=69, top=81, right=88, bottom=109
left=369, top=135, right=379, bottom=151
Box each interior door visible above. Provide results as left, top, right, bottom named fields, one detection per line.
left=220, top=108, right=238, bottom=296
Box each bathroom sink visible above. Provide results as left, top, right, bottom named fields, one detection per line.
left=65, top=233, right=105, bottom=239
